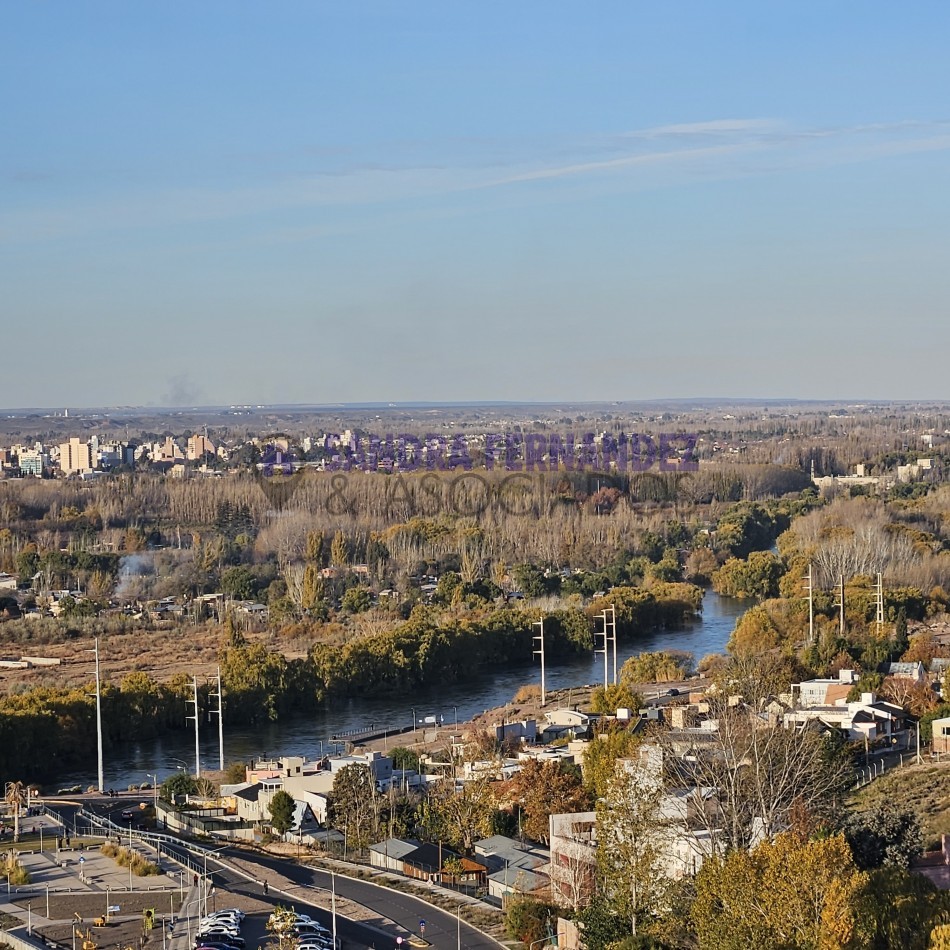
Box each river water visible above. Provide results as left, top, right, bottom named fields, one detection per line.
left=66, top=591, right=746, bottom=790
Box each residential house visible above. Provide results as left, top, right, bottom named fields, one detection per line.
left=783, top=692, right=910, bottom=746
left=401, top=842, right=488, bottom=888
left=474, top=835, right=550, bottom=903
left=931, top=717, right=950, bottom=755
left=884, top=661, right=927, bottom=685
left=369, top=838, right=422, bottom=874
left=540, top=708, right=594, bottom=742
left=495, top=719, right=537, bottom=746
left=792, top=669, right=858, bottom=707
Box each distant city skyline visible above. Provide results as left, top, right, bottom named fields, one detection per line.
left=4, top=3, right=950, bottom=406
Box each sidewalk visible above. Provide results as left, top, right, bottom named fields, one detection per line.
left=0, top=837, right=191, bottom=950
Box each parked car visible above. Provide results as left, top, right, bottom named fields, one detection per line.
left=200, top=919, right=241, bottom=931
left=295, top=925, right=331, bottom=939
left=298, top=938, right=339, bottom=950
left=197, top=927, right=242, bottom=940
left=196, top=931, right=244, bottom=947
left=195, top=939, right=244, bottom=950
left=198, top=920, right=241, bottom=931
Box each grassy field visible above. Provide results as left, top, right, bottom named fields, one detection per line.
left=851, top=759, right=950, bottom=849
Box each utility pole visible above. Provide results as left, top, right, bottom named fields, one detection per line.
left=595, top=611, right=609, bottom=689
left=803, top=564, right=815, bottom=643
left=832, top=574, right=846, bottom=636
left=608, top=604, right=617, bottom=684
left=85, top=638, right=105, bottom=793
left=875, top=571, right=885, bottom=636
left=210, top=666, right=225, bottom=771
left=532, top=617, right=546, bottom=707
left=186, top=676, right=201, bottom=778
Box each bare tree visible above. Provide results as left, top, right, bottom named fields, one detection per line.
left=666, top=699, right=850, bottom=852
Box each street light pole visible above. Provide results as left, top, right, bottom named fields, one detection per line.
left=331, top=872, right=337, bottom=950
left=457, top=904, right=461, bottom=950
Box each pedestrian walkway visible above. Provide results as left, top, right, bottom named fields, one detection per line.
left=0, top=837, right=191, bottom=950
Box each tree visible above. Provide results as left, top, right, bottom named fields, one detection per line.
left=620, top=651, right=693, bottom=685
left=341, top=586, right=373, bottom=613
left=330, top=531, right=350, bottom=567
left=858, top=867, right=950, bottom=949
left=221, top=565, right=257, bottom=600
left=595, top=760, right=674, bottom=937
left=4, top=782, right=26, bottom=842
left=505, top=897, right=561, bottom=945
left=712, top=551, right=785, bottom=600
left=590, top=682, right=642, bottom=715
left=268, top=790, right=296, bottom=836
left=423, top=774, right=495, bottom=855
left=160, top=772, right=198, bottom=803
left=390, top=747, right=420, bottom=772
left=583, top=726, right=641, bottom=799
left=668, top=697, right=852, bottom=852
left=843, top=802, right=923, bottom=870
left=224, top=761, right=247, bottom=784
left=301, top=562, right=326, bottom=612
left=691, top=832, right=867, bottom=950
left=576, top=895, right=633, bottom=950
left=514, top=759, right=592, bottom=845
left=328, top=764, right=379, bottom=850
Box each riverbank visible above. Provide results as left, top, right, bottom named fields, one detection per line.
left=46, top=591, right=743, bottom=790
left=353, top=674, right=709, bottom=758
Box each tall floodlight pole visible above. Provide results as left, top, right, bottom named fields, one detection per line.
left=210, top=666, right=225, bottom=771
left=803, top=564, right=815, bottom=643
left=595, top=611, right=609, bottom=689
left=186, top=676, right=201, bottom=778
left=85, top=638, right=105, bottom=793
left=532, top=617, right=546, bottom=707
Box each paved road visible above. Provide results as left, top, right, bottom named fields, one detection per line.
left=211, top=849, right=502, bottom=950
left=49, top=800, right=503, bottom=950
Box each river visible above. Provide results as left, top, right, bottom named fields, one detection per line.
left=64, top=590, right=746, bottom=790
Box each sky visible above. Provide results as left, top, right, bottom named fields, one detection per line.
left=3, top=2, right=950, bottom=408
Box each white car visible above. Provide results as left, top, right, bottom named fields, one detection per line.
left=298, top=938, right=340, bottom=950
left=203, top=914, right=243, bottom=927
left=197, top=927, right=242, bottom=941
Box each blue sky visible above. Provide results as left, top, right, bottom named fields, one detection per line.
left=3, top=2, right=950, bottom=407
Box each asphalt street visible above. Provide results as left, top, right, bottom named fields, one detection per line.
left=51, top=798, right=503, bottom=950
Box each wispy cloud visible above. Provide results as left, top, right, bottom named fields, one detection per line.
left=4, top=117, right=950, bottom=244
